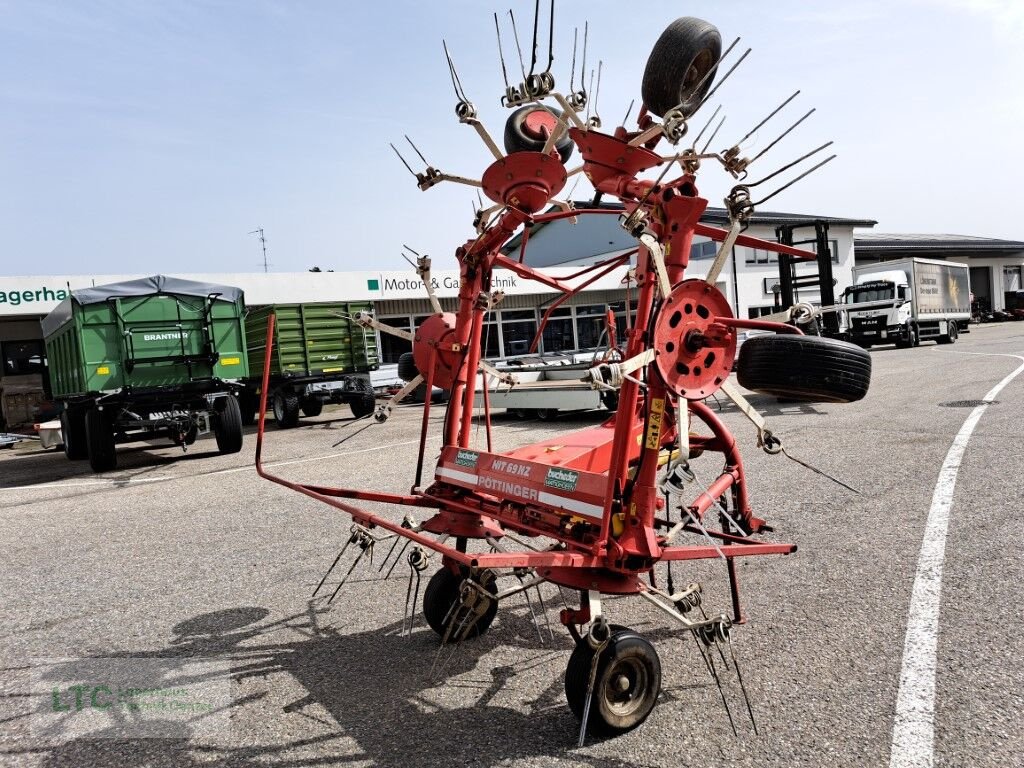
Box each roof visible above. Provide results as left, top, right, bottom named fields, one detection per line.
left=855, top=233, right=1024, bottom=252
left=503, top=201, right=876, bottom=256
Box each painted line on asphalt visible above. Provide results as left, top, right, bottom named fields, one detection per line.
left=890, top=351, right=1024, bottom=768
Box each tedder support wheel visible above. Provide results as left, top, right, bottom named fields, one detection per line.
left=565, top=628, right=662, bottom=737
left=736, top=334, right=872, bottom=403
left=938, top=321, right=959, bottom=344
left=300, top=397, right=323, bottom=417
left=349, top=379, right=376, bottom=419
left=272, top=389, right=300, bottom=429
left=214, top=395, right=244, bottom=454
left=85, top=408, right=117, bottom=472
left=422, top=567, right=498, bottom=642
left=397, top=352, right=419, bottom=383
left=641, top=17, right=722, bottom=118
left=503, top=105, right=575, bottom=163
left=61, top=408, right=88, bottom=460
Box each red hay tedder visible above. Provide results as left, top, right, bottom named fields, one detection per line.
left=255, top=6, right=872, bottom=743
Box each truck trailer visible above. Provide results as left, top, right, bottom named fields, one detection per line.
left=241, top=302, right=378, bottom=428
left=42, top=275, right=249, bottom=472
left=843, top=258, right=970, bottom=348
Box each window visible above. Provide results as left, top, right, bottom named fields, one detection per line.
left=1004, top=266, right=1022, bottom=292
left=2, top=340, right=46, bottom=376
left=541, top=307, right=575, bottom=353
left=574, top=305, right=607, bottom=350
left=378, top=316, right=414, bottom=364
left=746, top=238, right=840, bottom=265
left=747, top=306, right=776, bottom=319
left=499, top=309, right=537, bottom=357
left=689, top=240, right=717, bottom=260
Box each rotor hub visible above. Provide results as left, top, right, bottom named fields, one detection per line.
left=481, top=151, right=567, bottom=213
left=413, top=312, right=461, bottom=390
left=653, top=279, right=736, bottom=399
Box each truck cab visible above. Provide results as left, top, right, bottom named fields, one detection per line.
left=842, top=270, right=910, bottom=346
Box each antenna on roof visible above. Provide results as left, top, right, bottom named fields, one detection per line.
left=249, top=228, right=269, bottom=273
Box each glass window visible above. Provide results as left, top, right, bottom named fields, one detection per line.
left=500, top=309, right=537, bottom=357
left=689, top=240, right=717, bottom=260
left=480, top=319, right=501, bottom=359
left=378, top=316, right=413, bottom=364
left=747, top=306, right=775, bottom=319
left=2, top=340, right=46, bottom=376
left=1004, top=267, right=1022, bottom=292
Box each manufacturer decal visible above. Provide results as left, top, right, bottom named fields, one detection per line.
left=544, top=467, right=579, bottom=492
left=490, top=459, right=532, bottom=478
left=455, top=449, right=479, bottom=468
left=142, top=331, right=190, bottom=342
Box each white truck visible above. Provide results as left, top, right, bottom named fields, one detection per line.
left=842, top=258, right=970, bottom=348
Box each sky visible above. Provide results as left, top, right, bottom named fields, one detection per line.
left=1, top=0, right=1022, bottom=276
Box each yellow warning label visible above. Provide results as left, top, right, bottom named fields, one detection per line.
left=221, top=357, right=240, bottom=366
left=322, top=366, right=343, bottom=373
left=96, top=366, right=110, bottom=375
left=645, top=398, right=665, bottom=450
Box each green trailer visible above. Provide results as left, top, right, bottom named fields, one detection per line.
left=42, top=275, right=249, bottom=471
left=242, top=302, right=378, bottom=428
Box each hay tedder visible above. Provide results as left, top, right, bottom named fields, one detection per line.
left=256, top=5, right=871, bottom=744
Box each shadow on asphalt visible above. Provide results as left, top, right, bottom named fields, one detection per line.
left=8, top=601, right=694, bottom=767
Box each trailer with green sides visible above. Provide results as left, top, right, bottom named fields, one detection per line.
left=242, top=302, right=378, bottom=428
left=42, top=275, right=249, bottom=471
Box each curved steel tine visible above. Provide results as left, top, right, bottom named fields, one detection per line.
left=747, top=141, right=833, bottom=188
left=733, top=90, right=800, bottom=148
left=389, top=143, right=417, bottom=177
left=405, top=135, right=429, bottom=166
left=508, top=9, right=529, bottom=82
left=690, top=104, right=722, bottom=150
left=751, top=153, right=836, bottom=206
left=442, top=40, right=470, bottom=103
left=728, top=632, right=759, bottom=734
left=701, top=114, right=727, bottom=154
left=693, top=46, right=752, bottom=114
left=747, top=108, right=816, bottom=166
left=545, top=0, right=555, bottom=72
left=527, top=0, right=540, bottom=78
left=568, top=26, right=577, bottom=92
left=494, top=12, right=511, bottom=90
left=312, top=537, right=352, bottom=597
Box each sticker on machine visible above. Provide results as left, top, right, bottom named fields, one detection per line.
left=544, top=467, right=579, bottom=492
left=455, top=449, right=480, bottom=468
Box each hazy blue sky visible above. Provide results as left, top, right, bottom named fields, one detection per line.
left=2, top=0, right=1022, bottom=276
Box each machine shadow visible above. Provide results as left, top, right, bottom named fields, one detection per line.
left=12, top=604, right=681, bottom=768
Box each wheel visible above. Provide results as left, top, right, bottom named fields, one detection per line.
left=736, top=334, right=871, bottom=403
left=397, top=352, right=419, bottom=383
left=938, top=321, right=959, bottom=345
left=213, top=395, right=244, bottom=454
left=600, top=391, right=620, bottom=412
left=564, top=629, right=662, bottom=737
left=641, top=17, right=722, bottom=118
left=503, top=105, right=574, bottom=163
left=894, top=322, right=914, bottom=349
left=272, top=389, right=300, bottom=429
left=61, top=408, right=88, bottom=460
left=348, top=378, right=376, bottom=419
left=85, top=408, right=117, bottom=472
left=911, top=322, right=921, bottom=347
left=237, top=392, right=258, bottom=425
left=422, top=567, right=498, bottom=642
left=535, top=408, right=558, bottom=421
left=300, top=397, right=323, bottom=417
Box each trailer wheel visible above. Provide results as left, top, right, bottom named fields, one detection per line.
left=238, top=392, right=258, bottom=425
left=272, top=389, right=300, bottom=429
left=641, top=17, right=722, bottom=118
left=736, top=334, right=871, bottom=403
left=423, top=567, right=498, bottom=642
left=397, top=352, right=419, bottom=383
left=349, top=379, right=376, bottom=419
left=85, top=408, right=117, bottom=472
left=61, top=408, right=88, bottom=460
left=300, top=398, right=323, bottom=417
left=565, top=628, right=662, bottom=736
left=938, top=321, right=959, bottom=345
left=503, top=105, right=574, bottom=163
left=214, top=395, right=244, bottom=454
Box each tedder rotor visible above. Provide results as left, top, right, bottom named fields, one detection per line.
left=255, top=5, right=872, bottom=744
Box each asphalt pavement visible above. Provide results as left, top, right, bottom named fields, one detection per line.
left=1, top=323, right=1022, bottom=767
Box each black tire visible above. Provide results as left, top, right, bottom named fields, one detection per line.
left=641, top=17, right=722, bottom=118
left=61, top=408, right=88, bottom=460
left=85, top=408, right=117, bottom=472
left=938, top=321, right=959, bottom=345
left=422, top=567, right=498, bottom=642
left=238, top=392, right=258, bottom=425
left=600, top=391, right=620, bottom=412
left=894, top=322, right=914, bottom=349
left=397, top=352, right=419, bottom=383
left=272, top=389, right=300, bottom=429
left=349, top=378, right=376, bottom=419
left=503, top=105, right=574, bottom=163
left=736, top=334, right=871, bottom=403
left=214, top=395, right=244, bottom=454
left=300, top=397, right=323, bottom=417
left=535, top=408, right=558, bottom=421
left=565, top=629, right=662, bottom=737
left=911, top=322, right=921, bottom=347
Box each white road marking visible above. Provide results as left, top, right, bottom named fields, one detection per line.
left=890, top=352, right=1024, bottom=768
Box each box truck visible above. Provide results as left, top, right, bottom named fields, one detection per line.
left=842, top=258, right=970, bottom=348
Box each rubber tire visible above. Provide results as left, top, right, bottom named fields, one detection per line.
left=535, top=408, right=558, bottom=421
left=565, top=629, right=662, bottom=737
left=397, top=352, right=419, bottom=383
left=422, top=567, right=498, bottom=642
left=214, top=395, right=244, bottom=454
left=61, top=408, right=88, bottom=460
left=736, top=334, right=871, bottom=403
left=938, top=321, right=959, bottom=345
left=503, top=105, right=574, bottom=163
left=349, top=378, right=376, bottom=419
left=641, top=17, right=722, bottom=118
left=237, top=392, right=258, bottom=425
left=272, top=389, right=300, bottom=429
left=911, top=323, right=921, bottom=347
left=85, top=408, right=117, bottom=472
left=300, top=397, right=323, bottom=417
left=600, top=391, right=620, bottom=412
left=894, top=322, right=915, bottom=349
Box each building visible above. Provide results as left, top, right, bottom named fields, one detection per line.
left=853, top=233, right=1024, bottom=311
